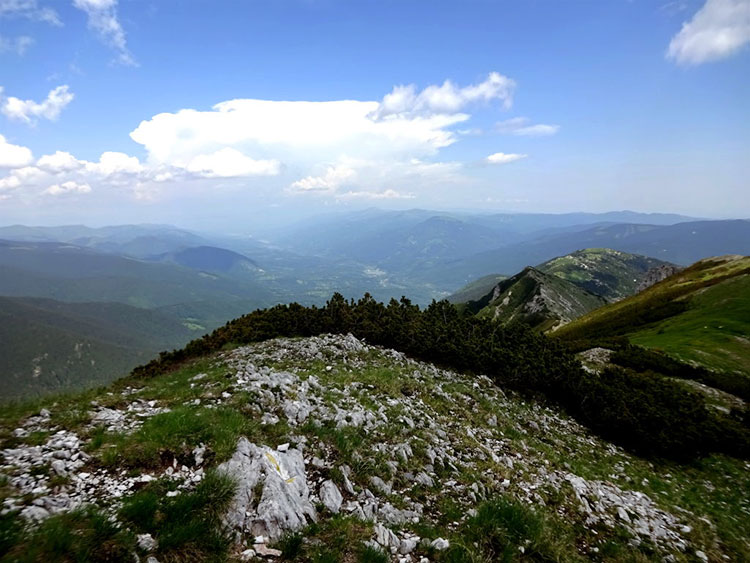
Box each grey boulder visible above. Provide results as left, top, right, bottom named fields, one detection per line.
left=218, top=438, right=317, bottom=541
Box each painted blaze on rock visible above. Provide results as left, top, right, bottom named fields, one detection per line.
left=218, top=437, right=317, bottom=541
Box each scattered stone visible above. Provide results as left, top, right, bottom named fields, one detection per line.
left=431, top=538, right=450, bottom=551
left=369, top=476, right=392, bottom=496
left=319, top=480, right=343, bottom=514
left=137, top=533, right=157, bottom=551
left=374, top=523, right=400, bottom=548
left=255, top=544, right=282, bottom=557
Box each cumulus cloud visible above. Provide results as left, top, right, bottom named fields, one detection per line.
left=0, top=0, right=61, bottom=25
left=43, top=180, right=91, bottom=195
left=486, top=152, right=527, bottom=164
left=87, top=151, right=143, bottom=175
left=0, top=150, right=147, bottom=200
left=0, top=134, right=33, bottom=167
left=128, top=74, right=513, bottom=193
left=36, top=150, right=84, bottom=172
left=1, top=85, right=74, bottom=123
left=371, top=72, right=515, bottom=120
left=0, top=164, right=45, bottom=191
left=0, top=34, right=33, bottom=54
left=73, top=0, right=136, bottom=66
left=496, top=117, right=560, bottom=136
left=5, top=73, right=531, bottom=203
left=186, top=148, right=280, bottom=178
left=667, top=0, right=750, bottom=64
left=289, top=164, right=357, bottom=193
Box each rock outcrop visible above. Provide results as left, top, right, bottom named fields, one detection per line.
left=218, top=438, right=317, bottom=541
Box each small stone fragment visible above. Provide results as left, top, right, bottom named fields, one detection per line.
left=431, top=538, right=450, bottom=551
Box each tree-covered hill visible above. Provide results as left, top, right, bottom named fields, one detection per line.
left=0, top=296, right=198, bottom=398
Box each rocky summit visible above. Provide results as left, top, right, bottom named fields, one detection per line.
left=1, top=334, right=748, bottom=562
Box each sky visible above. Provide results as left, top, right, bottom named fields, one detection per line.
left=0, top=0, right=748, bottom=230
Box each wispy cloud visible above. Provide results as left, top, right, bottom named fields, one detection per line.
left=371, top=72, right=515, bottom=120
left=486, top=152, right=527, bottom=164
left=0, top=85, right=74, bottom=123
left=496, top=117, right=559, bottom=136
left=336, top=189, right=415, bottom=200
left=667, top=0, right=750, bottom=64
left=0, top=34, right=33, bottom=55
left=0, top=0, right=61, bottom=25
left=72, top=0, right=137, bottom=66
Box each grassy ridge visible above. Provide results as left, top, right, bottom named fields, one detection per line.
left=630, top=274, right=750, bottom=375
left=538, top=247, right=673, bottom=301
left=556, top=255, right=750, bottom=376
left=130, top=293, right=750, bottom=461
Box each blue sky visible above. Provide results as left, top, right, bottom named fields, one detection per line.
left=0, top=0, right=748, bottom=229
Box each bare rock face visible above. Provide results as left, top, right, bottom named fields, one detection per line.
left=218, top=438, right=317, bottom=541
left=636, top=265, right=682, bottom=293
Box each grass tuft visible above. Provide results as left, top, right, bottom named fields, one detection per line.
left=118, top=470, right=236, bottom=562
left=99, top=405, right=252, bottom=469
left=2, top=506, right=134, bottom=562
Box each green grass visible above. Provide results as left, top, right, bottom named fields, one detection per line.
left=630, top=275, right=750, bottom=375
left=98, top=405, right=255, bottom=469
left=1, top=506, right=135, bottom=562
left=118, top=470, right=236, bottom=562
left=271, top=516, right=373, bottom=563
left=443, top=496, right=583, bottom=563
left=558, top=255, right=750, bottom=376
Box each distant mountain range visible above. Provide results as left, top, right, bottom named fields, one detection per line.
left=2, top=211, right=749, bottom=397
left=427, top=219, right=750, bottom=289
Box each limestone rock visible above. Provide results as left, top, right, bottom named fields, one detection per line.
left=137, top=533, right=157, bottom=551
left=218, top=437, right=317, bottom=541
left=319, top=480, right=343, bottom=514
left=431, top=538, right=450, bottom=551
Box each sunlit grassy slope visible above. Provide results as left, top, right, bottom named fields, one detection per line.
left=557, top=255, right=750, bottom=375
left=630, top=274, right=750, bottom=374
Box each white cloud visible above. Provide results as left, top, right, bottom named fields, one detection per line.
left=0, top=134, right=33, bottom=167
left=0, top=175, right=20, bottom=190
left=72, top=0, right=136, bottom=66
left=1, top=85, right=74, bottom=123
left=186, top=148, right=280, bottom=178
left=0, top=0, right=61, bottom=25
left=486, top=152, right=527, bottom=164
left=43, top=180, right=91, bottom=195
left=371, top=72, right=515, bottom=120
left=86, top=151, right=143, bottom=175
left=496, top=117, right=560, bottom=136
left=667, top=0, right=750, bottom=64
left=0, top=34, right=33, bottom=54
left=289, top=164, right=356, bottom=193
left=0, top=165, right=45, bottom=191
left=36, top=150, right=84, bottom=172
left=336, top=189, right=415, bottom=200
left=4, top=73, right=533, bottom=204
left=130, top=100, right=465, bottom=172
